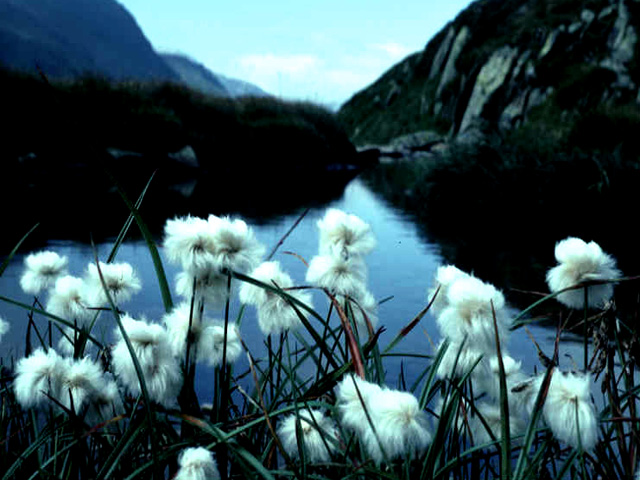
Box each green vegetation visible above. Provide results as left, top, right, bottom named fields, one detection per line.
left=0, top=66, right=364, bottom=247
left=362, top=94, right=640, bottom=295
left=1, top=192, right=640, bottom=479
left=0, top=67, right=356, bottom=168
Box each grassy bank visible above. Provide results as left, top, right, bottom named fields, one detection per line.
left=0, top=67, right=365, bottom=248
left=0, top=67, right=356, bottom=168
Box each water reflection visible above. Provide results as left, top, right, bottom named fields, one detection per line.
left=0, top=178, right=582, bottom=386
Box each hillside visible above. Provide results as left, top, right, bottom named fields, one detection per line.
left=338, top=0, right=640, bottom=293
left=160, top=53, right=270, bottom=98
left=161, top=53, right=228, bottom=97
left=0, top=0, right=177, bottom=81
left=338, top=0, right=640, bottom=146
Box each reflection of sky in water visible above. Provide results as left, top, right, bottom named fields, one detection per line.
left=0, top=178, right=584, bottom=393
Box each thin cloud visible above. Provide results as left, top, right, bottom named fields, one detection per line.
left=239, top=53, right=321, bottom=76
left=372, top=42, right=414, bottom=59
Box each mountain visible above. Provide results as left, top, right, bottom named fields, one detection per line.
left=160, top=53, right=228, bottom=96
left=215, top=72, right=270, bottom=98
left=338, top=0, right=640, bottom=146
left=0, top=0, right=177, bottom=81
left=159, top=53, right=270, bottom=98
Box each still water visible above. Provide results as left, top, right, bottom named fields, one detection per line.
left=0, top=178, right=580, bottom=390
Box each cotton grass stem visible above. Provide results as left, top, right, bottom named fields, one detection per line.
left=89, top=243, right=160, bottom=480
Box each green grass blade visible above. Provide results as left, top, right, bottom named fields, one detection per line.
left=0, top=223, right=39, bottom=278
left=107, top=170, right=173, bottom=312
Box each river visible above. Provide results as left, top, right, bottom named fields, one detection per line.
left=0, top=178, right=582, bottom=390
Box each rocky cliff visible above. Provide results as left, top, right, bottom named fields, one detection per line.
left=338, top=0, right=640, bottom=146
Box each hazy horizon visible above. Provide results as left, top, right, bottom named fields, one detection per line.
left=117, top=0, right=474, bottom=109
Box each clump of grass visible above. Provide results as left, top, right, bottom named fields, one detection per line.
left=1, top=179, right=639, bottom=479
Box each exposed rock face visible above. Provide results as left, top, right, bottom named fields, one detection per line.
left=460, top=46, right=519, bottom=132
left=338, top=0, right=640, bottom=146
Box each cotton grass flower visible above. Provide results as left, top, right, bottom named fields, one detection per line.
left=175, top=447, right=220, bottom=480
left=208, top=215, right=265, bottom=273
left=474, top=354, right=527, bottom=405
left=46, top=275, right=92, bottom=325
left=360, top=387, right=431, bottom=463
left=543, top=371, right=598, bottom=451
left=163, top=303, right=240, bottom=366
left=306, top=254, right=367, bottom=296
left=199, top=323, right=242, bottom=366
left=163, top=302, right=204, bottom=359
left=428, top=264, right=471, bottom=315
left=14, top=348, right=67, bottom=409
left=435, top=340, right=484, bottom=379
left=0, top=316, right=9, bottom=342
left=85, top=261, right=141, bottom=306
left=175, top=270, right=230, bottom=308
left=335, top=375, right=382, bottom=431
left=317, top=208, right=376, bottom=258
left=239, top=261, right=313, bottom=335
left=546, top=237, right=620, bottom=309
left=336, top=376, right=431, bottom=463
left=111, top=315, right=181, bottom=406
left=85, top=378, right=122, bottom=424
left=58, top=357, right=104, bottom=412
left=164, top=215, right=218, bottom=274
left=469, top=402, right=526, bottom=445
left=278, top=408, right=338, bottom=463
left=344, top=288, right=378, bottom=330
left=20, top=250, right=68, bottom=294
left=436, top=275, right=509, bottom=352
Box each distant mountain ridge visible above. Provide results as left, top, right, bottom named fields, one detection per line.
left=160, top=53, right=269, bottom=98
left=0, top=0, right=177, bottom=81
left=0, top=0, right=268, bottom=98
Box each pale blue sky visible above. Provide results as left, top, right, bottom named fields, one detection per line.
left=117, top=0, right=473, bottom=108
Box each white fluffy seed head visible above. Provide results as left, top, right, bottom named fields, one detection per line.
left=175, top=270, right=230, bottom=308
left=175, top=447, right=220, bottom=480
left=164, top=215, right=218, bottom=274
left=58, top=357, right=104, bottom=413
left=544, top=371, right=598, bottom=451
left=239, top=261, right=293, bottom=306
left=208, top=215, right=265, bottom=274
left=335, top=375, right=382, bottom=431
left=473, top=354, right=527, bottom=406
left=46, top=275, right=92, bottom=326
left=256, top=288, right=313, bottom=336
left=0, top=316, right=9, bottom=342
left=20, top=251, right=68, bottom=294
left=199, top=323, right=242, bottom=367
left=436, top=276, right=508, bottom=352
left=358, top=388, right=431, bottom=463
left=111, top=315, right=181, bottom=407
left=469, top=402, right=526, bottom=446
left=344, top=288, right=378, bottom=331
left=85, top=377, right=122, bottom=424
left=85, top=261, right=141, bottom=306
left=428, top=265, right=471, bottom=315
left=14, top=348, right=67, bottom=409
left=317, top=208, right=376, bottom=258
left=306, top=254, right=367, bottom=296
left=546, top=237, right=620, bottom=309
left=277, top=408, right=338, bottom=463
left=435, top=340, right=484, bottom=379
left=162, top=302, right=203, bottom=359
